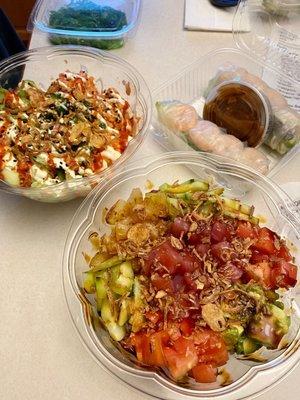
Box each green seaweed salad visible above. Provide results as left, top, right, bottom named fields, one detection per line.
left=48, top=3, right=128, bottom=50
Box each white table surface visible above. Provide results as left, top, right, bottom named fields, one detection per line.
left=1, top=1, right=299, bottom=399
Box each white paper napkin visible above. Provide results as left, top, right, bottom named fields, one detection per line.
left=184, top=0, right=249, bottom=32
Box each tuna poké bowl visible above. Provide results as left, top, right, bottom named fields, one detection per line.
left=63, top=151, right=300, bottom=400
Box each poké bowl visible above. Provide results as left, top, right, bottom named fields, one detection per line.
left=0, top=45, right=151, bottom=202
left=63, top=151, right=300, bottom=400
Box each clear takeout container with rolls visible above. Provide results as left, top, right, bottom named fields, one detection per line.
left=151, top=0, right=300, bottom=178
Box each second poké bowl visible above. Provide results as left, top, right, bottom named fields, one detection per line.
left=0, top=45, right=151, bottom=202
left=63, top=151, right=300, bottom=400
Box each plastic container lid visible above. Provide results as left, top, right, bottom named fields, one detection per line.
left=29, top=0, right=141, bottom=39
left=233, top=0, right=300, bottom=84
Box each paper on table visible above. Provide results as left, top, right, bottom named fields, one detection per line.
left=184, top=0, right=249, bottom=32
left=261, top=28, right=300, bottom=112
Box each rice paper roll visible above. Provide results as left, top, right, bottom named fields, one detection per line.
left=265, top=108, right=300, bottom=154
left=156, top=100, right=198, bottom=132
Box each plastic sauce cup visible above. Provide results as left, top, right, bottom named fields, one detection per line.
left=203, top=81, right=273, bottom=147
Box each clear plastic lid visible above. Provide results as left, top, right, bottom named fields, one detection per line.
left=233, top=0, right=300, bottom=84
left=30, top=0, right=141, bottom=38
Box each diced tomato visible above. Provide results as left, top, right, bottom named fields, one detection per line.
left=192, top=329, right=212, bottom=346
left=236, top=221, right=257, bottom=239
left=169, top=218, right=190, bottom=238
left=252, top=227, right=276, bottom=255
left=199, top=344, right=228, bottom=367
left=211, top=221, right=232, bottom=243
left=271, top=260, right=297, bottom=288
left=277, top=245, right=293, bottom=262
left=132, top=331, right=169, bottom=367
left=195, top=243, right=210, bottom=258
left=132, top=333, right=152, bottom=364
left=92, top=152, right=103, bottom=172
left=0, top=144, right=5, bottom=172
left=152, top=275, right=174, bottom=292
left=4, top=91, right=17, bottom=107
left=180, top=318, right=195, bottom=336
left=164, top=337, right=198, bottom=380
left=192, top=329, right=228, bottom=367
left=17, top=159, right=32, bottom=187
left=167, top=323, right=182, bottom=341
left=191, top=363, right=217, bottom=383
left=244, top=261, right=273, bottom=289
left=145, top=310, right=163, bottom=325
left=149, top=331, right=169, bottom=367
left=219, top=262, right=243, bottom=282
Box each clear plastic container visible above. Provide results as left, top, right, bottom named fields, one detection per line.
left=0, top=45, right=151, bottom=202
left=63, top=151, right=300, bottom=400
left=29, top=0, right=141, bottom=50
left=151, top=0, right=300, bottom=177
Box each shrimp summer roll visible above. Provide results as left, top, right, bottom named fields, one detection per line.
left=156, top=100, right=198, bottom=132
left=188, top=120, right=269, bottom=175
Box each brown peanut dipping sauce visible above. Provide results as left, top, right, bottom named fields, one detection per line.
left=203, top=82, right=270, bottom=147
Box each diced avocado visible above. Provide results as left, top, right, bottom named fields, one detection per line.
left=246, top=284, right=266, bottom=303
left=274, top=301, right=284, bottom=310
left=83, top=271, right=96, bottom=294
left=265, top=290, right=279, bottom=303
left=236, top=337, right=260, bottom=355
left=222, top=326, right=244, bottom=349
left=269, top=304, right=290, bottom=335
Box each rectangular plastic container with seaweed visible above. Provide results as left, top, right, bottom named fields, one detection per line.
left=29, top=0, right=141, bottom=50
left=151, top=0, right=300, bottom=178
